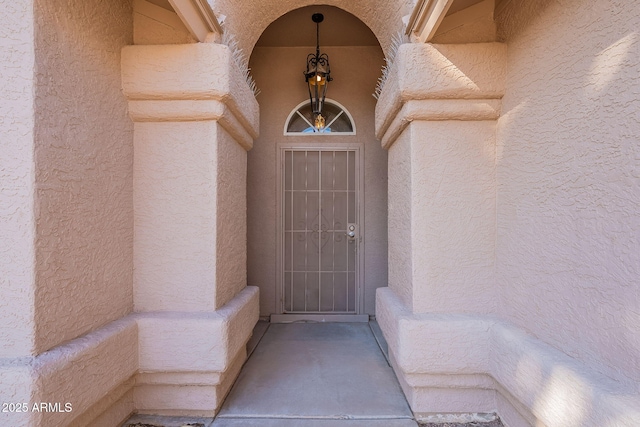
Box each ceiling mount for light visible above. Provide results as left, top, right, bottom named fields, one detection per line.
left=311, top=12, right=324, bottom=24
left=304, top=12, right=332, bottom=131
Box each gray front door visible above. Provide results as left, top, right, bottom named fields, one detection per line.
left=280, top=148, right=361, bottom=314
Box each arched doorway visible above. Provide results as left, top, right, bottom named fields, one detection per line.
left=246, top=5, right=388, bottom=320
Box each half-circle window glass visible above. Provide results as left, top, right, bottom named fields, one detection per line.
left=285, top=99, right=355, bottom=135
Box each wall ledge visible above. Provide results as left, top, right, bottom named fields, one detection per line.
left=0, top=316, right=137, bottom=427
left=377, top=287, right=640, bottom=426
left=136, top=286, right=259, bottom=374
left=127, top=99, right=253, bottom=150
left=380, top=98, right=501, bottom=149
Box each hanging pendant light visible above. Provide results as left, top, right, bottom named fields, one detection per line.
left=304, top=13, right=332, bottom=132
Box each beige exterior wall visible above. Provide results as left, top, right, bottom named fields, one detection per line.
left=133, top=121, right=218, bottom=311
left=496, top=0, right=640, bottom=394
left=2, top=1, right=639, bottom=426
left=134, top=121, right=246, bottom=312
left=132, top=121, right=247, bottom=311
left=407, top=120, right=496, bottom=314
left=32, top=0, right=134, bottom=354
left=247, top=46, right=387, bottom=316
left=380, top=42, right=504, bottom=315
left=0, top=0, right=37, bottom=359
left=2, top=5, right=260, bottom=426
left=133, top=0, right=195, bottom=45
left=376, top=42, right=506, bottom=421
left=1, top=1, right=137, bottom=426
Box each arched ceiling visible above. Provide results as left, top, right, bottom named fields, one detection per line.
left=209, top=0, right=414, bottom=57
left=255, top=5, right=378, bottom=47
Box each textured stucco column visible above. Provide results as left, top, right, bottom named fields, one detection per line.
left=375, top=42, right=506, bottom=419
left=121, top=43, right=259, bottom=416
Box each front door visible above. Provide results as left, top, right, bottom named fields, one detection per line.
left=278, top=146, right=362, bottom=315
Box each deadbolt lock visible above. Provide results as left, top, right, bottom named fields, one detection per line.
left=346, top=224, right=357, bottom=241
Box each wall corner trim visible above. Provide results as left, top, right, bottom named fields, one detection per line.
left=168, top=0, right=223, bottom=43
left=406, top=0, right=456, bottom=43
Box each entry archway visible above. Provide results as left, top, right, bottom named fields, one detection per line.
left=211, top=0, right=413, bottom=58
left=246, top=5, right=388, bottom=319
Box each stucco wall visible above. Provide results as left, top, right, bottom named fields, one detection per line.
left=134, top=121, right=247, bottom=311
left=133, top=0, right=195, bottom=45
left=216, top=126, right=249, bottom=308
left=496, top=0, right=640, bottom=392
left=376, top=37, right=638, bottom=425
left=248, top=46, right=387, bottom=316
left=133, top=121, right=218, bottom=311
left=0, top=0, right=36, bottom=358
left=410, top=120, right=496, bottom=314
left=1, top=2, right=136, bottom=425
left=32, top=0, right=134, bottom=353
left=387, top=130, right=414, bottom=311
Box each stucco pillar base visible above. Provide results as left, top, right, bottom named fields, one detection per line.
left=376, top=287, right=499, bottom=419
left=0, top=317, right=138, bottom=427
left=377, top=287, right=551, bottom=426
left=134, top=286, right=259, bottom=416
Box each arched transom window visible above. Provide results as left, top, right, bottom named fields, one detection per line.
left=284, top=99, right=356, bottom=135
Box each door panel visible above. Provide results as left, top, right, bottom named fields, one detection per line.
left=281, top=148, right=359, bottom=314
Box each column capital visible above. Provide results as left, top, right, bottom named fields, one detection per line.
left=121, top=43, right=258, bottom=150
left=375, top=42, right=506, bottom=148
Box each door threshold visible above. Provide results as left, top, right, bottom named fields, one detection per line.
left=270, top=314, right=370, bottom=323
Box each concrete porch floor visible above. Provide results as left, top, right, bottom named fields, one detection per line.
left=123, top=321, right=504, bottom=427
left=212, top=321, right=417, bottom=426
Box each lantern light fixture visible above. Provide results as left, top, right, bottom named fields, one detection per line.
left=304, top=13, right=332, bottom=131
